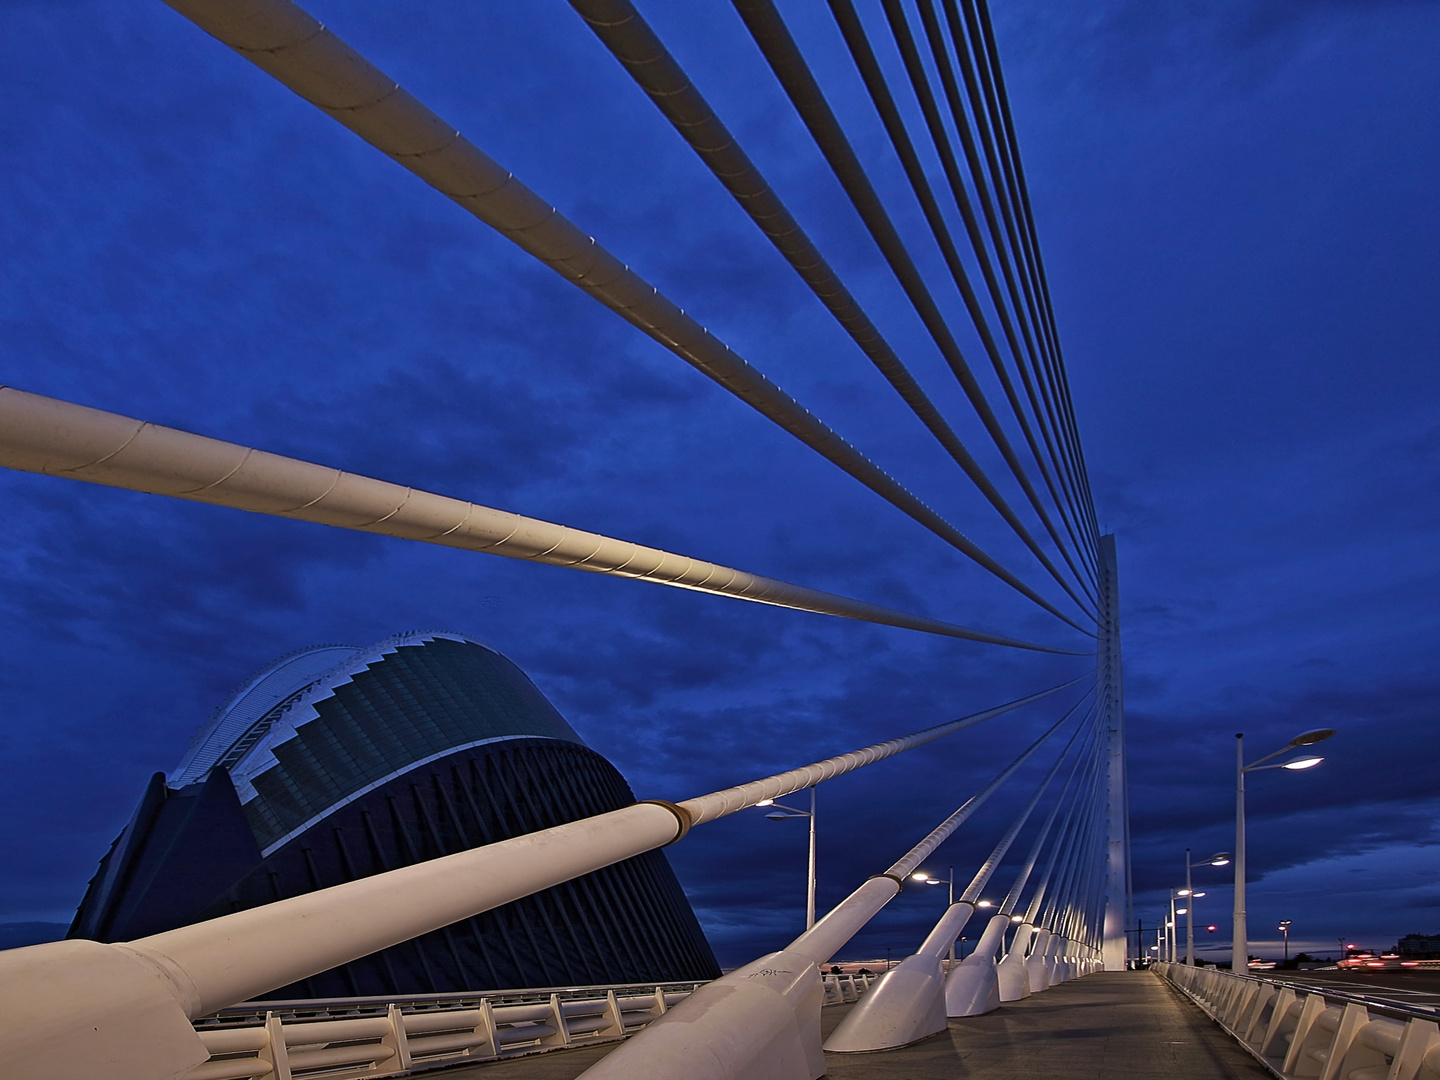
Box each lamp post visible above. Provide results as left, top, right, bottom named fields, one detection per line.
left=756, top=786, right=817, bottom=930
left=911, top=867, right=956, bottom=963
left=1183, top=849, right=1230, bottom=966
left=1279, top=920, right=1292, bottom=963
left=1234, top=729, right=1333, bottom=970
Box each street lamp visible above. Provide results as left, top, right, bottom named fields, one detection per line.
left=911, top=867, right=956, bottom=963
left=1234, top=729, right=1334, bottom=970
left=1183, top=849, right=1230, bottom=966
left=1279, top=920, right=1292, bottom=963
left=756, top=786, right=817, bottom=930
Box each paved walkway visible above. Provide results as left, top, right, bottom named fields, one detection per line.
left=430, top=971, right=1272, bottom=1078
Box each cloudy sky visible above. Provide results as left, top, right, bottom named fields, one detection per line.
left=1, top=0, right=1436, bottom=969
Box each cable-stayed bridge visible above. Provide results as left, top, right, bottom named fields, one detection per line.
left=0, top=0, right=1162, bottom=1077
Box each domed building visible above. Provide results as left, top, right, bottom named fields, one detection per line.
left=70, top=632, right=719, bottom=997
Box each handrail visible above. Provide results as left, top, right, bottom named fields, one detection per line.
left=198, top=979, right=711, bottom=1024
left=181, top=975, right=874, bottom=1080
left=1154, top=961, right=1440, bottom=1080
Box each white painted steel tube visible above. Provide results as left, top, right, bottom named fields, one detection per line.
left=818, top=711, right=1083, bottom=1051
left=131, top=802, right=684, bottom=1016
left=157, top=0, right=1092, bottom=636
left=918, top=902, right=978, bottom=959
left=0, top=670, right=1073, bottom=1076
left=836, top=710, right=1093, bottom=1048
left=788, top=877, right=903, bottom=966
left=126, top=670, right=1068, bottom=1016
left=0, top=387, right=1069, bottom=652
left=789, top=701, right=1072, bottom=967
left=580, top=707, right=1076, bottom=1078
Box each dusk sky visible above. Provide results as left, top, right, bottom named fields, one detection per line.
left=2, top=0, right=1437, bottom=969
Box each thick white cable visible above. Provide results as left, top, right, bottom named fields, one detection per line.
left=955, top=692, right=1093, bottom=906
left=909, top=700, right=1091, bottom=960
left=778, top=697, right=1075, bottom=966
left=0, top=387, right=1081, bottom=653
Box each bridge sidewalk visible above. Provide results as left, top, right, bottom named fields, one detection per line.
left=432, top=971, right=1270, bottom=1079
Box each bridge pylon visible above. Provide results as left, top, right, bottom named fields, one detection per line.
left=1099, top=535, right=1131, bottom=971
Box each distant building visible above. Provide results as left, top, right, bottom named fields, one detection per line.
left=70, top=632, right=719, bottom=997
left=1396, top=934, right=1440, bottom=958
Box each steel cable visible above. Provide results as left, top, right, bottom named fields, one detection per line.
left=826, top=0, right=1100, bottom=599
left=951, top=0, right=1104, bottom=549
left=568, top=0, right=1093, bottom=618
left=163, top=0, right=1091, bottom=636
left=732, top=0, right=1102, bottom=620
left=906, top=0, right=1102, bottom=573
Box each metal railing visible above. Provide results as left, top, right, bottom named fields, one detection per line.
left=182, top=975, right=875, bottom=1080
left=1154, top=961, right=1440, bottom=1080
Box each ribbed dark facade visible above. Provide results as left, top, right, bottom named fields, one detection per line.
left=70, top=633, right=719, bottom=997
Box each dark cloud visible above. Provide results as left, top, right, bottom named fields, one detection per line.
left=0, top=0, right=1436, bottom=973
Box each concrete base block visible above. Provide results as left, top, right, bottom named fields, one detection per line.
left=577, top=948, right=826, bottom=1080
left=0, top=939, right=209, bottom=1080
left=823, top=954, right=946, bottom=1053
left=1027, top=953, right=1052, bottom=992
left=997, top=949, right=1031, bottom=1001
left=945, top=956, right=1001, bottom=1017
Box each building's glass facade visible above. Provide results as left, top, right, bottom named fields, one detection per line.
left=70, top=633, right=719, bottom=997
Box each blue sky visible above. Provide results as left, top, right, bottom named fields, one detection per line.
left=1, top=0, right=1437, bottom=968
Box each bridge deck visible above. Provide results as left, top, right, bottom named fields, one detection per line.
left=433, top=972, right=1271, bottom=1078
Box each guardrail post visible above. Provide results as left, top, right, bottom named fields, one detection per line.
left=262, top=1012, right=292, bottom=1080
left=1239, top=982, right=1276, bottom=1044
left=1316, top=1003, right=1369, bottom=1080
left=601, top=991, right=626, bottom=1038
left=544, top=994, right=572, bottom=1049
left=1390, top=1017, right=1440, bottom=1080
left=1225, top=981, right=1259, bottom=1030
left=470, top=999, right=500, bottom=1059
left=1281, top=994, right=1329, bottom=1075
left=649, top=986, right=669, bottom=1020
left=1260, top=986, right=1299, bottom=1058
left=1221, top=978, right=1251, bottom=1025
left=381, top=1002, right=412, bottom=1075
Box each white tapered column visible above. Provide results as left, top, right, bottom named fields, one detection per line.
left=823, top=901, right=976, bottom=1053
left=1026, top=928, right=1054, bottom=992
left=944, top=914, right=1011, bottom=1016
left=1099, top=536, right=1131, bottom=971
left=998, top=923, right=1035, bottom=1000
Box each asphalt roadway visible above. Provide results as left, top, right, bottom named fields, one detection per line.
left=1257, top=968, right=1440, bottom=1013
left=433, top=970, right=1272, bottom=1079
